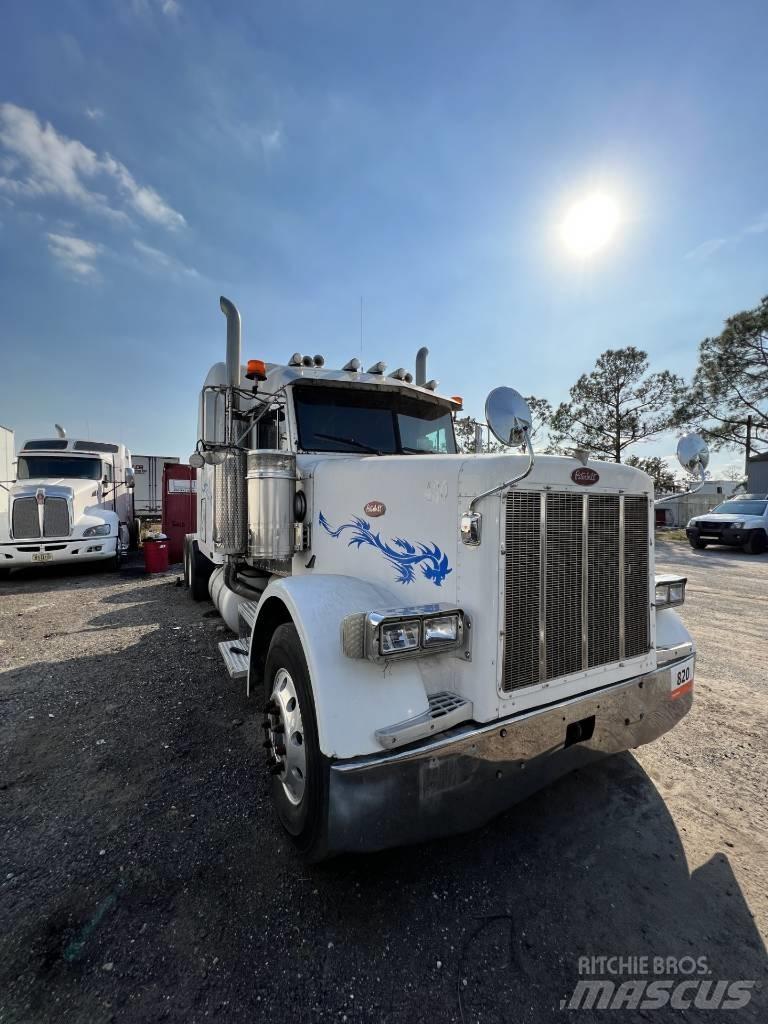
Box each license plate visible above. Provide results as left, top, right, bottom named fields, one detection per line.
left=32, top=553, right=53, bottom=562
left=670, top=656, right=694, bottom=698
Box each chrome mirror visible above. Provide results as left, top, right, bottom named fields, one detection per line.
left=125, top=466, right=136, bottom=490
left=485, top=387, right=533, bottom=447
left=676, top=433, right=709, bottom=480
left=188, top=452, right=205, bottom=469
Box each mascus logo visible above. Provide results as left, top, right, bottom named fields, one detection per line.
left=571, top=467, right=600, bottom=486
left=364, top=500, right=386, bottom=517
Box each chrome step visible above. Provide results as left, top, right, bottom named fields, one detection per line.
left=218, top=639, right=250, bottom=680
left=238, top=599, right=260, bottom=640
left=375, top=692, right=473, bottom=749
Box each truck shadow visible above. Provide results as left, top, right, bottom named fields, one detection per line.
left=1, top=595, right=765, bottom=1023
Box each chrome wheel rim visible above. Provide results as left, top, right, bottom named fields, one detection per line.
left=266, top=668, right=306, bottom=805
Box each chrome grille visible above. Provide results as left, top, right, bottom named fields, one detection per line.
left=545, top=493, right=583, bottom=680
left=43, top=497, right=70, bottom=537
left=503, top=492, right=540, bottom=691
left=12, top=497, right=40, bottom=539
left=624, top=496, right=651, bottom=659
left=587, top=495, right=620, bottom=667
left=503, top=490, right=650, bottom=692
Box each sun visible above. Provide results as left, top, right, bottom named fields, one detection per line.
left=560, top=193, right=620, bottom=257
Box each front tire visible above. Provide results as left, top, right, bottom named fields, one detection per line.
left=262, top=624, right=327, bottom=860
left=689, top=538, right=708, bottom=550
left=743, top=530, right=767, bottom=555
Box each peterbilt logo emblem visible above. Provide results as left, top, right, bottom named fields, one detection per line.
left=571, top=467, right=599, bottom=486
left=363, top=500, right=386, bottom=517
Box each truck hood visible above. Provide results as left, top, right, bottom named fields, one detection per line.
left=11, top=478, right=100, bottom=503
left=8, top=478, right=113, bottom=534
left=304, top=452, right=651, bottom=607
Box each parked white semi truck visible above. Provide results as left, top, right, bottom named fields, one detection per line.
left=184, top=296, right=696, bottom=860
left=0, top=428, right=136, bottom=573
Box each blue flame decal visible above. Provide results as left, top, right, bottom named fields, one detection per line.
left=318, top=512, right=452, bottom=587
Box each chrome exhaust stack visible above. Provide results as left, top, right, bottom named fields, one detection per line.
left=415, top=347, right=429, bottom=387
left=220, top=296, right=242, bottom=389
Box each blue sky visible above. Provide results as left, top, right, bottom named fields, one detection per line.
left=1, top=0, right=766, bottom=473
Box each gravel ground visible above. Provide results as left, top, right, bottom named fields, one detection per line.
left=1, top=543, right=766, bottom=1023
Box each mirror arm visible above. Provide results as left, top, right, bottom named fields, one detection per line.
left=469, top=429, right=535, bottom=513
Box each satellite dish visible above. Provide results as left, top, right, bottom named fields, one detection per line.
left=676, top=433, right=710, bottom=479
left=485, top=388, right=533, bottom=447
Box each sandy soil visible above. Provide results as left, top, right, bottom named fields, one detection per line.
left=0, top=542, right=766, bottom=1023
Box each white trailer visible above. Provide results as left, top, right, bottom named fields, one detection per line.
left=0, top=426, right=14, bottom=532
left=183, top=296, right=696, bottom=860
left=0, top=428, right=136, bottom=574
left=131, top=454, right=180, bottom=526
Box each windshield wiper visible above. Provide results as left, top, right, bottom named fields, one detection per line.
left=313, top=433, right=384, bottom=454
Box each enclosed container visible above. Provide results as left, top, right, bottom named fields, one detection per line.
left=0, top=425, right=14, bottom=541
left=132, top=454, right=180, bottom=523
left=144, top=536, right=169, bottom=573
left=246, top=450, right=296, bottom=561
left=162, top=463, right=197, bottom=564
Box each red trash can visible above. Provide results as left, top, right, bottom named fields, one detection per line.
left=144, top=536, right=169, bottom=573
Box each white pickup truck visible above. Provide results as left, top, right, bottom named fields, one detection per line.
left=0, top=432, right=136, bottom=574
left=184, top=296, right=697, bottom=860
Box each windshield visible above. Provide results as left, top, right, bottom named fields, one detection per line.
left=711, top=500, right=767, bottom=516
left=17, top=456, right=104, bottom=480
left=293, top=386, right=457, bottom=454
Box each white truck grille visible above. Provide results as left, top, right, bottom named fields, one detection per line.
left=503, top=490, right=651, bottom=692
left=11, top=496, right=71, bottom=539
left=43, top=498, right=70, bottom=537
left=12, top=497, right=40, bottom=539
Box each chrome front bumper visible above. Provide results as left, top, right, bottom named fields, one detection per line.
left=325, top=658, right=693, bottom=854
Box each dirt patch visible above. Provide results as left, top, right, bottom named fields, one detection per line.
left=1, top=551, right=766, bottom=1022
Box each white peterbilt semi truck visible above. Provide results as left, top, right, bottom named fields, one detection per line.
left=0, top=428, right=136, bottom=573
left=184, top=296, right=696, bottom=860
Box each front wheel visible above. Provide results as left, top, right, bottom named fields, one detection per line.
left=689, top=538, right=708, bottom=550
left=262, top=623, right=327, bottom=860
left=743, top=531, right=767, bottom=555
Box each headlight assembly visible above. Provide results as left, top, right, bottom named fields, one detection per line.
left=83, top=523, right=112, bottom=537
left=655, top=576, right=687, bottom=608
left=341, top=605, right=467, bottom=662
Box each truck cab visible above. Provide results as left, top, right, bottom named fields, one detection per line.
left=184, top=297, right=696, bottom=860
left=0, top=434, right=136, bottom=573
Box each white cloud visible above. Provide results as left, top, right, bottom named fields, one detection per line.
left=85, top=107, right=104, bottom=121
left=133, top=239, right=199, bottom=278
left=685, top=238, right=727, bottom=261
left=260, top=126, right=282, bottom=154
left=130, top=0, right=180, bottom=19
left=47, top=232, right=103, bottom=277
left=744, top=213, right=768, bottom=235
left=0, top=103, right=185, bottom=229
